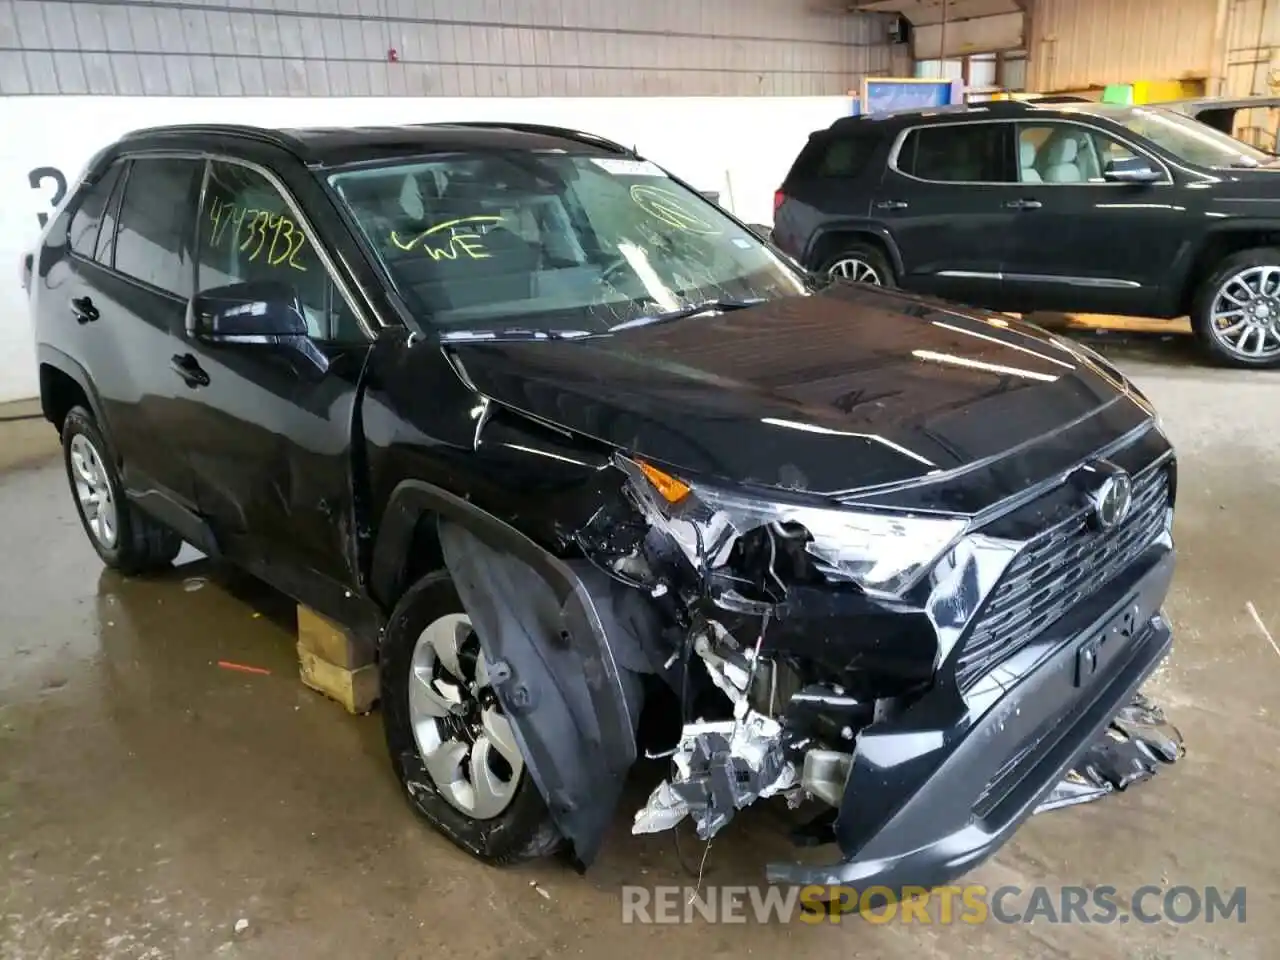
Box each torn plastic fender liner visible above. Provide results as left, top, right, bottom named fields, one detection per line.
left=437, top=516, right=647, bottom=869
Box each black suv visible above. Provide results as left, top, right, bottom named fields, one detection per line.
left=29, top=121, right=1177, bottom=891
left=773, top=100, right=1280, bottom=367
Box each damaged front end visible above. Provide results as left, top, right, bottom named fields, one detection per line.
left=570, top=445, right=1181, bottom=891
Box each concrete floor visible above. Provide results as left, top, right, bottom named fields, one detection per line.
left=1, top=327, right=1276, bottom=959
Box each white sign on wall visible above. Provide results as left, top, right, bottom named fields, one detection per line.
left=0, top=95, right=850, bottom=403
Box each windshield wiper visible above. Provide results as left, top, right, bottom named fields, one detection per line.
left=439, top=328, right=596, bottom=343
left=607, top=297, right=763, bottom=332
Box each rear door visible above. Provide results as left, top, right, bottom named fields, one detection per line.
left=64, top=155, right=205, bottom=506
left=999, top=121, right=1185, bottom=314
left=874, top=121, right=1018, bottom=308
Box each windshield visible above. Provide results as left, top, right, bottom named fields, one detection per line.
left=1063, top=104, right=1274, bottom=167
left=328, top=153, right=808, bottom=336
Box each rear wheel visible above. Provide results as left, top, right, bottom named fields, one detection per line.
left=381, top=571, right=562, bottom=865
left=61, top=406, right=182, bottom=574
left=1191, top=249, right=1280, bottom=368
left=820, top=241, right=894, bottom=287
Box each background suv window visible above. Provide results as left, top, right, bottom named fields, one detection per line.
left=67, top=161, right=125, bottom=262
left=113, top=158, right=201, bottom=297
left=1017, top=124, right=1139, bottom=183
left=897, top=123, right=1009, bottom=182
left=198, top=160, right=357, bottom=341
left=789, top=133, right=876, bottom=179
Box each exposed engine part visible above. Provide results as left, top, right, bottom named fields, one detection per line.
left=632, top=712, right=799, bottom=839
left=693, top=620, right=754, bottom=708
left=801, top=749, right=853, bottom=807
left=747, top=655, right=805, bottom=717
left=1034, top=691, right=1184, bottom=814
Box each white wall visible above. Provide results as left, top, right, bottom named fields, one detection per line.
left=0, top=94, right=853, bottom=403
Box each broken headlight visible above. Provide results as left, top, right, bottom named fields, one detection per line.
left=618, top=456, right=967, bottom=599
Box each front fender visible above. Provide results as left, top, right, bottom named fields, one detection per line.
left=369, top=479, right=652, bottom=867
left=439, top=520, right=647, bottom=868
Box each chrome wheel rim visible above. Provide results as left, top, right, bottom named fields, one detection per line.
left=1209, top=265, right=1280, bottom=361
left=408, top=613, right=523, bottom=819
left=69, top=434, right=117, bottom=549
left=827, top=257, right=882, bottom=284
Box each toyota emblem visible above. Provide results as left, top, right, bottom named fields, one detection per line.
left=1090, top=468, right=1133, bottom=530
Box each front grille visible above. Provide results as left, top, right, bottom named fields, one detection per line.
left=955, top=464, right=1171, bottom=689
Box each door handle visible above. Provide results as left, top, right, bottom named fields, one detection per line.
left=875, top=200, right=909, bottom=211
left=70, top=296, right=99, bottom=324
left=170, top=353, right=210, bottom=388
left=1004, top=198, right=1043, bottom=210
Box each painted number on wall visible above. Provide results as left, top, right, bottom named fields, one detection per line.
left=29, top=166, right=68, bottom=228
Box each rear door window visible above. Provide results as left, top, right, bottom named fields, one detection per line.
left=67, top=162, right=125, bottom=260
left=113, top=157, right=202, bottom=297
left=896, top=123, right=1011, bottom=182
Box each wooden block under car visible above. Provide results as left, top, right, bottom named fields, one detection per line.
left=297, top=604, right=374, bottom=669
left=296, top=605, right=378, bottom=714
left=297, top=643, right=379, bottom=714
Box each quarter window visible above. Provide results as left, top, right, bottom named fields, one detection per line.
left=113, top=158, right=202, bottom=296
left=897, top=124, right=1009, bottom=182
left=1017, top=124, right=1143, bottom=183
left=67, top=162, right=125, bottom=260
left=197, top=160, right=358, bottom=340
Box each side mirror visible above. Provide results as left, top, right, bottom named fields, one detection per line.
left=190, top=279, right=307, bottom=342
left=1102, top=156, right=1163, bottom=184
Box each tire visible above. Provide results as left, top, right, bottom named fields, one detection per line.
left=1190, top=247, right=1280, bottom=368
left=381, top=570, right=562, bottom=865
left=61, top=406, right=183, bottom=575
left=820, top=241, right=895, bottom=287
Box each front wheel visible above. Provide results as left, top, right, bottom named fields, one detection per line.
left=1191, top=249, right=1280, bottom=368
left=381, top=570, right=562, bottom=865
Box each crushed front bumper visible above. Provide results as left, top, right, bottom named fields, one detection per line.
left=766, top=548, right=1175, bottom=891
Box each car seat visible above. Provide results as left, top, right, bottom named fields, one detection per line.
left=1019, top=140, right=1043, bottom=182
left=1044, top=139, right=1084, bottom=182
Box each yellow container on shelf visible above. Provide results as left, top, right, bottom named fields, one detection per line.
left=1132, top=79, right=1204, bottom=104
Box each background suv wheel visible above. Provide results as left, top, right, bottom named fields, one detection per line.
left=60, top=406, right=183, bottom=574
left=381, top=570, right=562, bottom=865
left=820, top=241, right=894, bottom=287
left=1191, top=248, right=1280, bottom=368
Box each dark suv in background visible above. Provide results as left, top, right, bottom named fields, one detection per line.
left=773, top=100, right=1280, bottom=368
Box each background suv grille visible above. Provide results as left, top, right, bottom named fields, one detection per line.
left=955, top=466, right=1171, bottom=689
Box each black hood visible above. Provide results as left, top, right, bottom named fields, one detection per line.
left=447, top=285, right=1146, bottom=495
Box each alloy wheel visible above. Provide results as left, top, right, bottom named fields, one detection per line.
left=1209, top=265, right=1280, bottom=361
left=827, top=257, right=882, bottom=284
left=69, top=433, right=118, bottom=549
left=407, top=613, right=524, bottom=819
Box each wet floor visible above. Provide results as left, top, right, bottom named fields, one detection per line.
left=2, top=329, right=1277, bottom=959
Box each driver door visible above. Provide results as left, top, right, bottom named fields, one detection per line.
left=173, top=156, right=375, bottom=615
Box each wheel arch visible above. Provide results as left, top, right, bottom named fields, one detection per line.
left=805, top=223, right=902, bottom=278
left=37, top=346, right=118, bottom=458
left=371, top=480, right=655, bottom=868
left=1178, top=225, right=1280, bottom=316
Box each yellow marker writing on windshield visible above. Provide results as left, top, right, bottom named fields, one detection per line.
left=390, top=215, right=504, bottom=260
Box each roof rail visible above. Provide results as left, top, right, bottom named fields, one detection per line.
left=422, top=121, right=636, bottom=156
left=118, top=123, right=310, bottom=156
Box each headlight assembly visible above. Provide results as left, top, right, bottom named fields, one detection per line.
left=618, top=456, right=967, bottom=600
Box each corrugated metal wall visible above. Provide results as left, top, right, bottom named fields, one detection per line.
left=1224, top=0, right=1279, bottom=96
left=1027, top=0, right=1219, bottom=92
left=0, top=0, right=903, bottom=98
